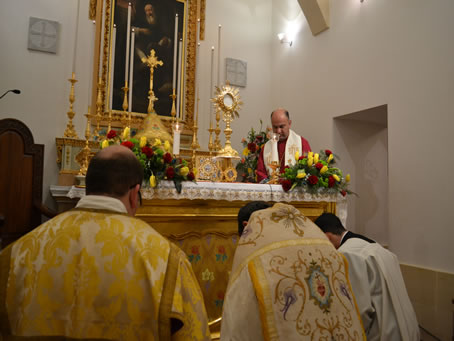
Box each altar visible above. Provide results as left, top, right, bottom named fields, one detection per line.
left=51, top=181, right=346, bottom=330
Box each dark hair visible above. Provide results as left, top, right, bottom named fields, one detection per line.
left=86, top=148, right=144, bottom=197
left=270, top=109, right=290, bottom=120
left=237, top=201, right=272, bottom=236
left=314, top=213, right=346, bottom=235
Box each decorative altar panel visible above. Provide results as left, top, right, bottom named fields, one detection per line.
left=61, top=181, right=346, bottom=325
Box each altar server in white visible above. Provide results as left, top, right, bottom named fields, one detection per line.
left=314, top=213, right=420, bottom=341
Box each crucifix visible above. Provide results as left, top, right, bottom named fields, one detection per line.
left=141, top=49, right=163, bottom=114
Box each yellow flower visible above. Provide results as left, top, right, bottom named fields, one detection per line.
left=153, top=138, right=162, bottom=147
left=149, top=175, right=156, bottom=188
left=320, top=165, right=328, bottom=174
left=346, top=174, right=351, bottom=182
left=122, top=127, right=130, bottom=140
left=247, top=168, right=252, bottom=173
left=295, top=151, right=299, bottom=161
left=333, top=174, right=340, bottom=182
left=180, top=166, right=189, bottom=176
left=243, top=147, right=250, bottom=156
left=164, top=140, right=171, bottom=152
left=314, top=153, right=319, bottom=163
left=307, top=157, right=313, bottom=167
left=139, top=136, right=147, bottom=148
left=101, top=140, right=109, bottom=149
left=328, top=153, right=334, bottom=163
left=296, top=170, right=306, bottom=179
left=308, top=151, right=313, bottom=158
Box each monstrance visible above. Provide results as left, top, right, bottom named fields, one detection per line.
left=211, top=82, right=243, bottom=182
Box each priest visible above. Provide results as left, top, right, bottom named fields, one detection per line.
left=221, top=202, right=365, bottom=340
left=0, top=145, right=211, bottom=340
left=256, top=108, right=311, bottom=182
left=314, top=213, right=420, bottom=341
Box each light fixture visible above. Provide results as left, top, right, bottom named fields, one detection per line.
left=277, top=32, right=293, bottom=46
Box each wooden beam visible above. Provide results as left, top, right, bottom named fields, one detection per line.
left=297, top=0, right=330, bottom=36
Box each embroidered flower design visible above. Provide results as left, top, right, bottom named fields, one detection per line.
left=339, top=282, right=352, bottom=302
left=305, top=261, right=333, bottom=313
left=215, top=245, right=228, bottom=262
left=188, top=245, right=201, bottom=263
left=202, top=268, right=215, bottom=281
left=270, top=206, right=307, bottom=237
left=280, top=289, right=297, bottom=320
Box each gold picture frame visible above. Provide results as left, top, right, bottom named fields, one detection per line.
left=90, top=0, right=205, bottom=132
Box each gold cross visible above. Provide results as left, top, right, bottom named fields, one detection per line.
left=141, top=49, right=163, bottom=114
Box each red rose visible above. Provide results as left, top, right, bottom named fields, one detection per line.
left=163, top=152, right=172, bottom=163
left=165, top=167, right=175, bottom=179
left=341, top=190, right=347, bottom=197
left=187, top=172, right=195, bottom=181
left=141, top=146, right=153, bottom=158
left=241, top=158, right=245, bottom=164
left=281, top=179, right=292, bottom=192
left=107, top=130, right=117, bottom=139
left=256, top=135, right=263, bottom=141
left=315, top=162, right=324, bottom=170
left=218, top=246, right=226, bottom=254
left=247, top=143, right=257, bottom=153
left=308, top=175, right=319, bottom=185
left=121, top=141, right=134, bottom=149
left=299, top=155, right=305, bottom=160
left=328, top=176, right=335, bottom=188
left=325, top=149, right=332, bottom=156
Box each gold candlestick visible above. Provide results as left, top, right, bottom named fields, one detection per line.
left=77, top=114, right=92, bottom=177
left=208, top=121, right=214, bottom=155
left=141, top=49, right=163, bottom=114
left=191, top=90, right=200, bottom=150
left=64, top=72, right=79, bottom=138
left=107, top=109, right=112, bottom=132
left=121, top=81, right=129, bottom=132
left=214, top=110, right=222, bottom=151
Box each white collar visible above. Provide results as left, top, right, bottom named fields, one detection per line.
left=75, top=195, right=128, bottom=214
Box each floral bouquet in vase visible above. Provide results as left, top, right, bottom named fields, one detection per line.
left=279, top=149, right=353, bottom=196
left=236, top=120, right=271, bottom=183
left=101, top=129, right=195, bottom=193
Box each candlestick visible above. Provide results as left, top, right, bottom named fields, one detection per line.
left=195, top=42, right=200, bottom=123
left=217, top=24, right=221, bottom=87
left=72, top=0, right=80, bottom=74
left=109, top=24, right=116, bottom=110
left=172, top=14, right=179, bottom=89
left=176, top=39, right=183, bottom=118
left=124, top=2, right=132, bottom=84
left=210, top=46, right=214, bottom=124
left=128, top=28, right=135, bottom=112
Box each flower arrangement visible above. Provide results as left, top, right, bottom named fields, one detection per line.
left=236, top=120, right=271, bottom=182
left=279, top=149, right=353, bottom=196
left=101, top=129, right=195, bottom=193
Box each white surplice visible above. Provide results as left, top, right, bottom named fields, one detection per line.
left=340, top=238, right=420, bottom=341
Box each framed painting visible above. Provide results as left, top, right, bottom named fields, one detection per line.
left=92, top=0, right=201, bottom=128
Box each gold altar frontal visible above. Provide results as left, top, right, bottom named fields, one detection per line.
left=51, top=182, right=345, bottom=338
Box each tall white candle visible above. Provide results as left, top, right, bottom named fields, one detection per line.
left=271, top=133, right=279, bottom=162
left=88, top=20, right=96, bottom=106
left=172, top=14, right=179, bottom=89
left=210, top=46, right=214, bottom=124
left=72, top=0, right=80, bottom=73
left=176, top=39, right=183, bottom=118
left=124, top=2, right=132, bottom=84
left=109, top=24, right=116, bottom=110
left=128, top=28, right=135, bottom=111
left=217, top=24, right=221, bottom=87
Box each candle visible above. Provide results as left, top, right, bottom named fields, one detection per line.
left=128, top=28, right=135, bottom=111
left=176, top=39, right=183, bottom=118
left=172, top=14, right=179, bottom=89
left=72, top=0, right=80, bottom=73
left=271, top=133, right=279, bottom=162
left=124, top=2, right=132, bottom=84
left=88, top=20, right=96, bottom=108
left=173, top=122, right=181, bottom=155
left=109, top=24, right=116, bottom=110
left=210, top=46, right=214, bottom=124
left=217, top=24, right=221, bottom=87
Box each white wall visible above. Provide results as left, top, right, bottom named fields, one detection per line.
left=271, top=0, right=454, bottom=272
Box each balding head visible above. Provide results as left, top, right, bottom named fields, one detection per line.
left=270, top=108, right=291, bottom=141
left=86, top=145, right=144, bottom=198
